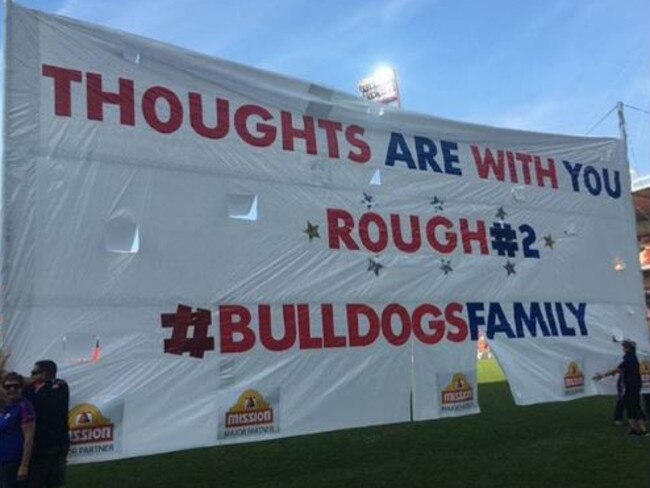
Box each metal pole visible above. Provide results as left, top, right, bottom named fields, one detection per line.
left=617, top=101, right=629, bottom=160
left=394, top=68, right=402, bottom=110
left=1, top=0, right=13, bottom=348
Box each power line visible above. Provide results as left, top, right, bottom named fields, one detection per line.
left=624, top=103, right=650, bottom=116
left=586, top=105, right=616, bottom=135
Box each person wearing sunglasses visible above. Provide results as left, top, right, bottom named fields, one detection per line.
left=0, top=372, right=36, bottom=488
left=23, top=361, right=69, bottom=488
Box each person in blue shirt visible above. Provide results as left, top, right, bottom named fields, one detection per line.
left=0, top=372, right=36, bottom=488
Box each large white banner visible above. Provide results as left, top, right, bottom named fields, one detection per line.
left=2, top=3, right=648, bottom=462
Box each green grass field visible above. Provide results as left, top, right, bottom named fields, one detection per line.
left=68, top=360, right=649, bottom=488
left=477, top=357, right=506, bottom=383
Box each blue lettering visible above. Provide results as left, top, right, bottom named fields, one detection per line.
left=414, top=136, right=441, bottom=172
left=583, top=166, right=602, bottom=196
left=555, top=303, right=575, bottom=336
left=513, top=303, right=549, bottom=337
left=544, top=303, right=559, bottom=336
left=466, top=302, right=485, bottom=340
left=385, top=132, right=416, bottom=169
left=565, top=302, right=588, bottom=336
left=562, top=160, right=582, bottom=192
left=441, top=140, right=462, bottom=176
left=603, top=168, right=621, bottom=199
left=487, top=303, right=515, bottom=339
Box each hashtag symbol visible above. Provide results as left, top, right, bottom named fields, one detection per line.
left=161, top=304, right=215, bottom=358
left=489, top=222, right=519, bottom=257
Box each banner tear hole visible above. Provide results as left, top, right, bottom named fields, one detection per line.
left=104, top=217, right=139, bottom=253
left=227, top=194, right=258, bottom=221
left=613, top=257, right=625, bottom=271
left=511, top=185, right=526, bottom=202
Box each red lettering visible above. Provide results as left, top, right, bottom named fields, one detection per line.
left=412, top=304, right=445, bottom=345
left=345, top=125, right=371, bottom=163
left=42, top=66, right=380, bottom=168
left=258, top=304, right=295, bottom=351
left=445, top=303, right=468, bottom=342
left=317, top=119, right=342, bottom=159
left=460, top=218, right=488, bottom=255
left=515, top=153, right=533, bottom=185
left=188, top=93, right=229, bottom=139
left=219, top=305, right=255, bottom=353
left=142, top=86, right=183, bottom=134
left=322, top=304, right=346, bottom=348
left=86, top=72, right=135, bottom=125
left=391, top=214, right=421, bottom=253
left=471, top=146, right=505, bottom=181
left=534, top=156, right=558, bottom=189
left=359, top=212, right=388, bottom=253
left=327, top=208, right=359, bottom=250
left=347, top=304, right=380, bottom=347
left=234, top=104, right=276, bottom=147
left=281, top=112, right=317, bottom=154
left=426, top=216, right=457, bottom=254
left=506, top=151, right=519, bottom=183
left=297, top=304, right=323, bottom=349
left=381, top=304, right=411, bottom=346
left=41, top=65, right=82, bottom=117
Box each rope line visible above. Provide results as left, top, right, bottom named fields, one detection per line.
left=586, top=105, right=616, bottom=135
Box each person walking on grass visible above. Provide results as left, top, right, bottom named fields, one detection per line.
left=594, top=340, right=647, bottom=436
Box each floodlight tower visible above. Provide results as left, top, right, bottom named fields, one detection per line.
left=357, top=65, right=401, bottom=109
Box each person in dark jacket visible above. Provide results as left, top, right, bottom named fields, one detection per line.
left=23, top=361, right=69, bottom=488
left=594, top=340, right=647, bottom=436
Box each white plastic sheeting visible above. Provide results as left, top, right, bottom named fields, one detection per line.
left=2, top=3, right=649, bottom=463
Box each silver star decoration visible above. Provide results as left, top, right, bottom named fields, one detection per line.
left=304, top=221, right=320, bottom=242
left=367, top=258, right=384, bottom=276
left=504, top=260, right=516, bottom=276
left=361, top=192, right=375, bottom=210
left=543, top=234, right=555, bottom=249
left=496, top=207, right=507, bottom=220
left=430, top=196, right=444, bottom=211
left=440, top=259, right=453, bottom=275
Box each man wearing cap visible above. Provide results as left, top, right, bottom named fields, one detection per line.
left=594, top=340, right=647, bottom=436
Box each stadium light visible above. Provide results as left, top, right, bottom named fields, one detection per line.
left=357, top=65, right=401, bottom=109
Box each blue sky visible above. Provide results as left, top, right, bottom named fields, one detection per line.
left=3, top=0, right=650, bottom=176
